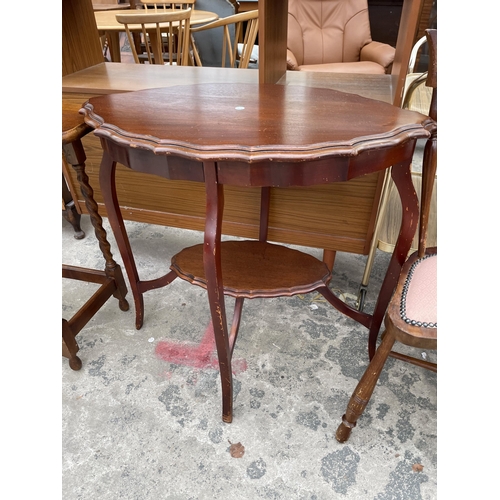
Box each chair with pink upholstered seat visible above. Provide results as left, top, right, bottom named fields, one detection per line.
left=287, top=0, right=395, bottom=74
left=335, top=29, right=437, bottom=443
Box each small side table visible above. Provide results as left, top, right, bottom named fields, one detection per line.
left=81, top=83, right=435, bottom=420
left=62, top=104, right=129, bottom=370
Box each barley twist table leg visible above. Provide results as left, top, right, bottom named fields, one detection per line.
left=62, top=140, right=129, bottom=312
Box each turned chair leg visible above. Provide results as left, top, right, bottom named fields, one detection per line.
left=62, top=318, right=82, bottom=371
left=336, top=330, right=395, bottom=442
left=62, top=174, right=85, bottom=239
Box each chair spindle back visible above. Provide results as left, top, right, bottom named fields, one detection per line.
left=116, top=8, right=192, bottom=66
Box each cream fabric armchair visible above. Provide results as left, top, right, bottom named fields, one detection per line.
left=287, top=0, right=395, bottom=74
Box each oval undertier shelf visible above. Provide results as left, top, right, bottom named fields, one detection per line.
left=170, top=240, right=332, bottom=298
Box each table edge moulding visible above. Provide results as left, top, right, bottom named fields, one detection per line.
left=80, top=82, right=436, bottom=423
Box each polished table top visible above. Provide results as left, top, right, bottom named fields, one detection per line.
left=63, top=63, right=394, bottom=103
left=94, top=8, right=218, bottom=31
left=93, top=2, right=131, bottom=11
left=82, top=83, right=433, bottom=164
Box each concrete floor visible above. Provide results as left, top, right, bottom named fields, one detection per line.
left=62, top=210, right=437, bottom=499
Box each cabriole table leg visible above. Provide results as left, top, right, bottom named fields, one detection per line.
left=203, top=162, right=234, bottom=423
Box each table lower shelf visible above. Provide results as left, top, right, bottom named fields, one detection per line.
left=170, top=240, right=331, bottom=298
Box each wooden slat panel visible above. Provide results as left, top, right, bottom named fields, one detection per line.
left=267, top=175, right=383, bottom=253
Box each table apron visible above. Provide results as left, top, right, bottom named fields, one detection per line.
left=101, top=138, right=417, bottom=187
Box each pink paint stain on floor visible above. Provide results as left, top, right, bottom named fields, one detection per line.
left=154, top=320, right=247, bottom=375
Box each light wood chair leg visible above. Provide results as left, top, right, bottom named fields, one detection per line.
left=336, top=330, right=395, bottom=442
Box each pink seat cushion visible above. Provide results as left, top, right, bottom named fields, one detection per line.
left=401, top=254, right=437, bottom=327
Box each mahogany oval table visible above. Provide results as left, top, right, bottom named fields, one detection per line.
left=81, top=83, right=436, bottom=423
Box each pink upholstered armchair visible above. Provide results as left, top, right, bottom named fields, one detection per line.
left=287, top=0, right=395, bottom=74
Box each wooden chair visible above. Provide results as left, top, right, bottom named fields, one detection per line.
left=129, top=2, right=196, bottom=61
left=116, top=8, right=192, bottom=65
left=190, top=10, right=258, bottom=68
left=355, top=33, right=437, bottom=312
left=137, top=0, right=196, bottom=8
left=336, top=29, right=437, bottom=443
left=62, top=103, right=130, bottom=370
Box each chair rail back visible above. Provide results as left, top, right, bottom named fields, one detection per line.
left=116, top=8, right=192, bottom=65
left=138, top=1, right=196, bottom=9
left=190, top=10, right=259, bottom=69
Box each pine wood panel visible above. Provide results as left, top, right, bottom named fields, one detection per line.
left=267, top=176, right=383, bottom=253
left=62, top=0, right=104, bottom=76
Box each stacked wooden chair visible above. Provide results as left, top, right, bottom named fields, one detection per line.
left=336, top=29, right=437, bottom=443
left=190, top=10, right=259, bottom=69
left=117, top=1, right=194, bottom=65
